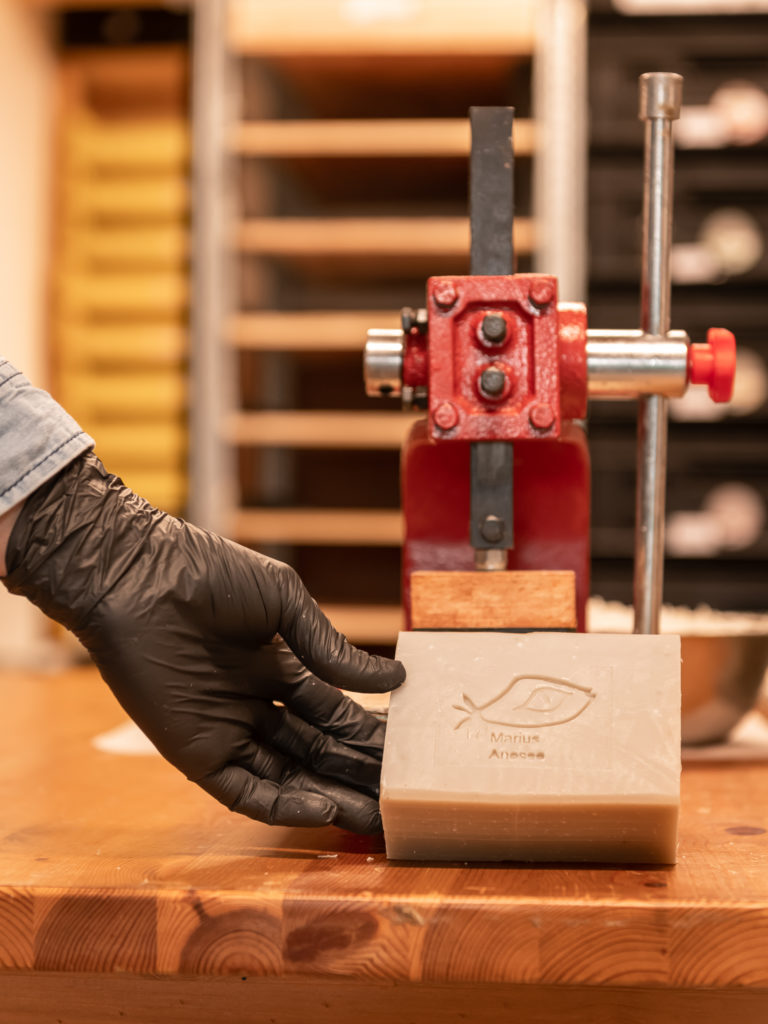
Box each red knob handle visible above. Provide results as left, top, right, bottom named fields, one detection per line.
left=688, top=327, right=736, bottom=404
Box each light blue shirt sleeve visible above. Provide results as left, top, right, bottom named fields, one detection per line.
left=0, top=360, right=94, bottom=515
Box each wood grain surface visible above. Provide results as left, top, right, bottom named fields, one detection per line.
left=1, top=668, right=768, bottom=1022
left=410, top=570, right=577, bottom=629
left=3, top=975, right=768, bottom=1024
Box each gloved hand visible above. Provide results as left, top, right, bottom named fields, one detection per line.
left=3, top=452, right=404, bottom=834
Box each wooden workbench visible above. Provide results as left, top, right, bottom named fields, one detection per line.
left=1, top=667, right=767, bottom=1023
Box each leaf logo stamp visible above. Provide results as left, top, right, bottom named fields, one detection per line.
left=453, top=675, right=595, bottom=730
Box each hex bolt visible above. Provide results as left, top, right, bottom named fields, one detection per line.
left=433, top=283, right=458, bottom=310
left=479, top=367, right=507, bottom=399
left=481, top=314, right=507, bottom=344
left=529, top=402, right=555, bottom=430
left=480, top=514, right=505, bottom=545
left=434, top=401, right=459, bottom=430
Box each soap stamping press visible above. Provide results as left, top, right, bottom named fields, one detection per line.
left=364, top=73, right=736, bottom=636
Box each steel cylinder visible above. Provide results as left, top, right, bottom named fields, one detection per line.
left=364, top=329, right=404, bottom=397
left=586, top=329, right=689, bottom=398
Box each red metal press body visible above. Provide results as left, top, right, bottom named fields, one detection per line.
left=401, top=274, right=591, bottom=629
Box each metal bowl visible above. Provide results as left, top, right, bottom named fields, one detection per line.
left=588, top=598, right=768, bottom=745
left=680, top=635, right=768, bottom=745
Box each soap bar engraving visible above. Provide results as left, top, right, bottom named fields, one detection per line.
left=490, top=731, right=540, bottom=743
left=453, top=675, right=596, bottom=730
left=489, top=748, right=546, bottom=760
left=442, top=665, right=612, bottom=771
left=488, top=731, right=545, bottom=762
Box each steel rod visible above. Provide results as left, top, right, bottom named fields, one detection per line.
left=634, top=73, right=682, bottom=634
left=189, top=0, right=236, bottom=533
left=586, top=329, right=689, bottom=398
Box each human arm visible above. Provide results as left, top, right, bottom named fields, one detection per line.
left=1, top=363, right=404, bottom=833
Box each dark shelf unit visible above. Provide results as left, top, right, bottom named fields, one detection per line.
left=588, top=6, right=768, bottom=611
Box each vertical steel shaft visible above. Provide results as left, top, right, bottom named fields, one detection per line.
left=468, top=108, right=515, bottom=570
left=634, top=73, right=682, bottom=634
left=469, top=107, right=515, bottom=277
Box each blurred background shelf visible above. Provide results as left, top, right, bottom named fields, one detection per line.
left=51, top=41, right=191, bottom=516
left=226, top=410, right=420, bottom=449
left=226, top=0, right=536, bottom=57
left=316, top=603, right=402, bottom=646
left=191, top=0, right=587, bottom=652
left=234, top=216, right=534, bottom=259
left=232, top=508, right=403, bottom=548
left=62, top=224, right=189, bottom=267
left=66, top=118, right=189, bottom=170
left=57, top=270, right=189, bottom=316
left=11, top=0, right=763, bottom=665
left=225, top=310, right=400, bottom=351
left=230, top=118, right=535, bottom=159
left=58, top=323, right=187, bottom=365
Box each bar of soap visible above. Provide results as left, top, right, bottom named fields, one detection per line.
left=381, top=631, right=681, bottom=863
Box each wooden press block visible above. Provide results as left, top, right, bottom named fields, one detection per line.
left=381, top=630, right=681, bottom=864
left=410, top=570, right=577, bottom=630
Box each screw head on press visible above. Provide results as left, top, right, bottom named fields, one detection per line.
left=434, top=401, right=460, bottom=431
left=480, top=514, right=505, bottom=545
left=529, top=402, right=555, bottom=430
left=481, top=314, right=507, bottom=344
left=433, top=283, right=458, bottom=310
left=529, top=279, right=555, bottom=310
left=479, top=366, right=507, bottom=400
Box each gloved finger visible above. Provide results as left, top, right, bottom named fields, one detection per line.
left=267, top=560, right=405, bottom=694
left=207, top=749, right=385, bottom=835
left=281, top=674, right=386, bottom=757
left=197, top=765, right=338, bottom=828
left=251, top=702, right=382, bottom=792
left=280, top=765, right=382, bottom=834
left=250, top=638, right=386, bottom=756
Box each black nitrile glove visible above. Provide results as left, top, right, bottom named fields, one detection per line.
left=3, top=452, right=404, bottom=834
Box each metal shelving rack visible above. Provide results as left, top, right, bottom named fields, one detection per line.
left=588, top=5, right=768, bottom=612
